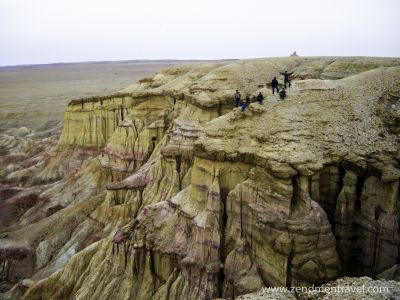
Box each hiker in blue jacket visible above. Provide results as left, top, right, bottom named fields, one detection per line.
left=241, top=95, right=251, bottom=111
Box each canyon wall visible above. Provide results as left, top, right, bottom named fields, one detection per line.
left=1, top=57, right=400, bottom=299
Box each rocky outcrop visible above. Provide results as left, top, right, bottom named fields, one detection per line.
left=237, top=276, right=400, bottom=300
left=59, top=94, right=133, bottom=149
left=1, top=57, right=400, bottom=300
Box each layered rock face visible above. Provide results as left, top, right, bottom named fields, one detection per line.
left=1, top=57, right=400, bottom=300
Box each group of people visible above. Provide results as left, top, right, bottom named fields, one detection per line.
left=234, top=91, right=265, bottom=112
left=234, top=71, right=293, bottom=111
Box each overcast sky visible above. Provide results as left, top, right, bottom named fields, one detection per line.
left=0, top=0, right=399, bottom=66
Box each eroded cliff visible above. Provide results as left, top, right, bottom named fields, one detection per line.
left=1, top=57, right=400, bottom=300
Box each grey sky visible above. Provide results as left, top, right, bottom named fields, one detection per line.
left=0, top=0, right=399, bottom=66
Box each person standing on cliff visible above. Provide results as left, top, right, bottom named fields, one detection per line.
left=234, top=89, right=241, bottom=107
left=271, top=77, right=279, bottom=94
left=257, top=92, right=264, bottom=104
left=280, top=71, right=294, bottom=88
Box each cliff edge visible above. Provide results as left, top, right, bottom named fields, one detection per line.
left=1, top=57, right=400, bottom=300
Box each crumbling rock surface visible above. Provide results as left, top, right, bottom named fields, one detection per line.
left=1, top=57, right=400, bottom=299
left=237, top=277, right=400, bottom=300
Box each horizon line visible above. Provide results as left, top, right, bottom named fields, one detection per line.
left=0, top=58, right=238, bottom=68
left=1, top=55, right=400, bottom=68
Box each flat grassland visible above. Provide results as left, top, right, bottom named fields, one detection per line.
left=0, top=60, right=198, bottom=132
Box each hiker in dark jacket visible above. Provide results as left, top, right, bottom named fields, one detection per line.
left=271, top=77, right=279, bottom=94
left=234, top=89, right=241, bottom=107
left=241, top=95, right=251, bottom=112
left=257, top=92, right=264, bottom=104
left=280, top=71, right=293, bottom=88
left=279, top=88, right=286, bottom=100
